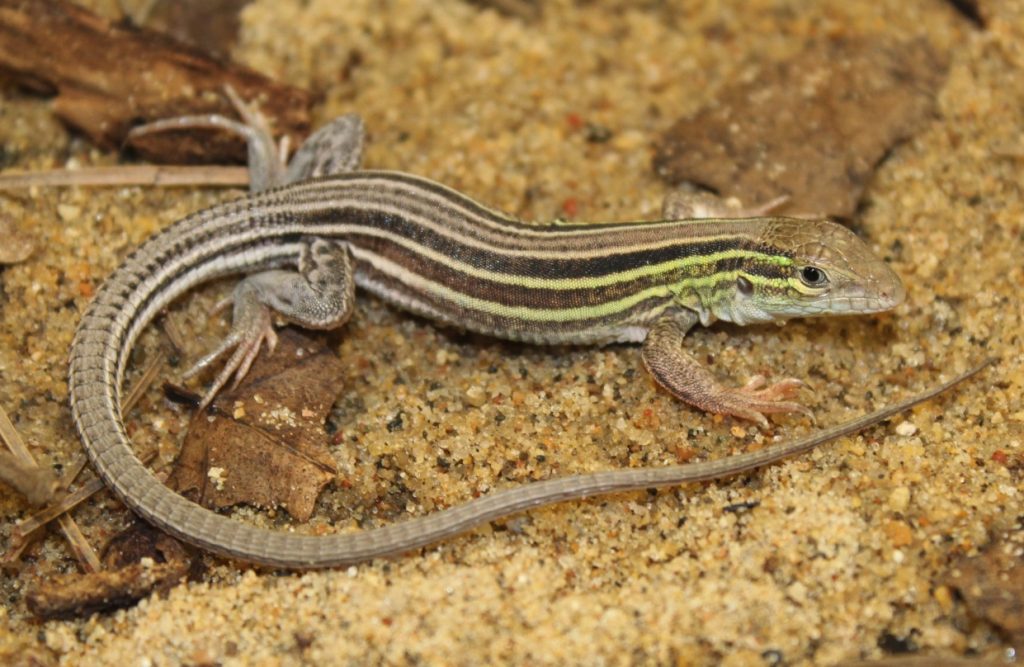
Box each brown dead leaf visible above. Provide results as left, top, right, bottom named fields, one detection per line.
left=947, top=535, right=1024, bottom=646
left=653, top=36, right=949, bottom=218
left=167, top=329, right=344, bottom=522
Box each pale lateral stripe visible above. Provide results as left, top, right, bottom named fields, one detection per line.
left=350, top=246, right=672, bottom=321
left=111, top=210, right=789, bottom=345
left=145, top=204, right=790, bottom=297
left=169, top=196, right=748, bottom=263
left=166, top=176, right=770, bottom=262
left=205, top=194, right=768, bottom=262
left=323, top=222, right=791, bottom=289
left=349, top=246, right=788, bottom=323
left=277, top=172, right=771, bottom=242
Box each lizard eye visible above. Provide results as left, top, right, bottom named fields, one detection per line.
left=798, top=265, right=828, bottom=287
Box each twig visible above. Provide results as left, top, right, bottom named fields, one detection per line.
left=2, top=350, right=166, bottom=569
left=0, top=402, right=101, bottom=572
left=0, top=165, right=249, bottom=190
left=161, top=314, right=187, bottom=359
left=1, top=454, right=86, bottom=568
left=57, top=454, right=88, bottom=489
left=10, top=478, right=106, bottom=544
left=9, top=450, right=158, bottom=550
left=0, top=450, right=57, bottom=505
left=122, top=351, right=166, bottom=415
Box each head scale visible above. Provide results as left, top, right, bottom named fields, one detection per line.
left=707, top=219, right=905, bottom=325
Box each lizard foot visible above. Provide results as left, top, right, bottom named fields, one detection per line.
left=710, top=377, right=814, bottom=427
left=738, top=375, right=806, bottom=400
left=127, top=85, right=288, bottom=192
left=181, top=241, right=356, bottom=409
left=641, top=315, right=815, bottom=427
left=182, top=296, right=278, bottom=410
left=700, top=383, right=811, bottom=430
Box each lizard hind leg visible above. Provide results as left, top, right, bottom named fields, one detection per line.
left=185, top=239, right=357, bottom=409
left=661, top=188, right=790, bottom=220
left=127, top=86, right=366, bottom=192
left=284, top=113, right=365, bottom=182
left=127, top=85, right=286, bottom=192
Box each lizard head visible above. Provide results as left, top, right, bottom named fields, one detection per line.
left=710, top=219, right=905, bottom=326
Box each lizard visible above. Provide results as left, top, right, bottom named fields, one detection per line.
left=67, top=92, right=987, bottom=568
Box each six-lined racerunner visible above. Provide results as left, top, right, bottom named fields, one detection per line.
left=67, top=95, right=987, bottom=568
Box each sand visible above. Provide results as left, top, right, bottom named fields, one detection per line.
left=1, top=0, right=1022, bottom=664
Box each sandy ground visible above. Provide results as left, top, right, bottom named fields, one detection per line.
left=1, top=0, right=1022, bottom=664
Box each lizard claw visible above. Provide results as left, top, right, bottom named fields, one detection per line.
left=182, top=241, right=355, bottom=411
left=183, top=297, right=277, bottom=410
left=739, top=376, right=806, bottom=401
left=704, top=377, right=814, bottom=427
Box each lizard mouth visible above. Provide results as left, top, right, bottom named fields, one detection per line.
left=857, top=259, right=906, bottom=312
left=826, top=279, right=905, bottom=315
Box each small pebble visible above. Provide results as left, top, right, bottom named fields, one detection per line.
left=934, top=585, right=954, bottom=614
left=56, top=203, right=81, bottom=223
left=0, top=216, right=36, bottom=264
left=888, top=486, right=911, bottom=512
left=895, top=421, right=918, bottom=436
left=465, top=385, right=487, bottom=407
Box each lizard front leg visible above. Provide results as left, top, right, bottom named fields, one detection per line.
left=641, top=313, right=811, bottom=426
left=184, top=239, right=356, bottom=408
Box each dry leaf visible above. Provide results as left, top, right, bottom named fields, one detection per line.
left=167, top=329, right=344, bottom=522
left=653, top=37, right=949, bottom=218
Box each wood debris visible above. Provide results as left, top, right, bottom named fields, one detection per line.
left=0, top=0, right=311, bottom=164
left=26, top=526, right=192, bottom=620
